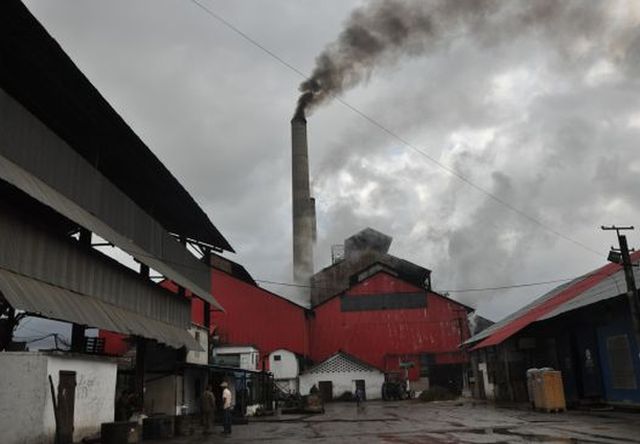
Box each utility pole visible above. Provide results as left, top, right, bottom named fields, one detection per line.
left=601, top=225, right=640, bottom=355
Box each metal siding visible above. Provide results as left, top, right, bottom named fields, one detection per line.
left=0, top=1, right=232, bottom=252
left=0, top=268, right=201, bottom=350
left=310, top=273, right=468, bottom=372
left=0, top=88, right=220, bottom=309
left=540, top=267, right=640, bottom=321
left=210, top=269, right=308, bottom=361
left=596, top=315, right=640, bottom=403
left=0, top=203, right=190, bottom=326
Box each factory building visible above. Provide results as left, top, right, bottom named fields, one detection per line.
left=464, top=251, right=640, bottom=407
left=207, top=254, right=310, bottom=361
left=309, top=229, right=473, bottom=395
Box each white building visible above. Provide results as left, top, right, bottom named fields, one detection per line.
left=299, top=352, right=385, bottom=401
left=0, top=352, right=117, bottom=444
left=213, top=345, right=259, bottom=371
left=186, top=324, right=209, bottom=366
left=268, top=348, right=299, bottom=394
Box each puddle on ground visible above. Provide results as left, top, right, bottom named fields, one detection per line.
left=452, top=427, right=586, bottom=444
left=379, top=434, right=450, bottom=444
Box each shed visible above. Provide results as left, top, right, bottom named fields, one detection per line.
left=269, top=348, right=300, bottom=394
left=299, top=351, right=385, bottom=401
left=464, top=251, right=640, bottom=406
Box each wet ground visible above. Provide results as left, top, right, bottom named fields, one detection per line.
left=150, top=400, right=640, bottom=443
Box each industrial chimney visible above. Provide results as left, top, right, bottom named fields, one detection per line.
left=291, top=111, right=316, bottom=298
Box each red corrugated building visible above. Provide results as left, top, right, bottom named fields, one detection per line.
left=309, top=262, right=471, bottom=386
left=102, top=228, right=474, bottom=394
left=100, top=254, right=309, bottom=370
left=206, top=255, right=309, bottom=365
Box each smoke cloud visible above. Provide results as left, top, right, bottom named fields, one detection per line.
left=295, top=0, right=607, bottom=117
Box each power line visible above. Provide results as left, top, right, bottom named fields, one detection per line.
left=187, top=0, right=603, bottom=258
left=255, top=276, right=575, bottom=294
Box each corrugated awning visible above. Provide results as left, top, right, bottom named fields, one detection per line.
left=466, top=251, right=640, bottom=351
left=0, top=147, right=222, bottom=311
left=0, top=267, right=202, bottom=351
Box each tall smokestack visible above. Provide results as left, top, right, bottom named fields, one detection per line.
left=291, top=110, right=316, bottom=297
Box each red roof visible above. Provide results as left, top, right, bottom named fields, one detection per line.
left=470, top=250, right=640, bottom=350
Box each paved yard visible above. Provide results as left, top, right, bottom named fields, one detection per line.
left=151, top=400, right=640, bottom=443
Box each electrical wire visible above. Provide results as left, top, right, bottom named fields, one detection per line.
left=187, top=0, right=603, bottom=259
left=255, top=267, right=621, bottom=294
left=255, top=276, right=572, bottom=294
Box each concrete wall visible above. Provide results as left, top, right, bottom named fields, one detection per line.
left=0, top=353, right=49, bottom=444
left=269, top=349, right=299, bottom=380
left=299, top=370, right=385, bottom=400
left=0, top=352, right=117, bottom=444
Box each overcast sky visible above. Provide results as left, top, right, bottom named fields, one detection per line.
left=22, top=0, right=640, bottom=322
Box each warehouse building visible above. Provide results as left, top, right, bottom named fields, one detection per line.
left=464, top=251, right=640, bottom=407
left=0, top=1, right=229, bottom=441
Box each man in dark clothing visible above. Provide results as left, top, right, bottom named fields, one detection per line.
left=202, top=385, right=215, bottom=435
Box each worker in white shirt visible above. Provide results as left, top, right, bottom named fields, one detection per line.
left=221, top=381, right=233, bottom=435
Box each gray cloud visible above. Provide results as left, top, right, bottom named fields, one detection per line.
left=22, top=0, right=640, bottom=319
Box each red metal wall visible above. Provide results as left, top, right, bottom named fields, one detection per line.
left=310, top=272, right=469, bottom=380
left=99, top=329, right=130, bottom=355
left=210, top=268, right=309, bottom=366
left=101, top=271, right=309, bottom=363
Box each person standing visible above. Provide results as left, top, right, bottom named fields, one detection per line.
left=355, top=387, right=364, bottom=410
left=202, top=385, right=215, bottom=435
left=221, top=381, right=233, bottom=435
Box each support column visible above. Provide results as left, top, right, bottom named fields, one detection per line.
left=71, top=228, right=92, bottom=352
left=602, top=226, right=640, bottom=353
left=135, top=336, right=146, bottom=412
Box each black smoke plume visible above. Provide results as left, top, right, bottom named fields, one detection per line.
left=295, top=0, right=604, bottom=118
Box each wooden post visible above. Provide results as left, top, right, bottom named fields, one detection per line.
left=502, top=345, right=514, bottom=402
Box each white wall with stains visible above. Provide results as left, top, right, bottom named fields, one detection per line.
left=0, top=352, right=117, bottom=444
left=299, top=370, right=385, bottom=400
left=0, top=353, right=49, bottom=444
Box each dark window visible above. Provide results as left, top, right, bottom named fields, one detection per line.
left=341, top=292, right=426, bottom=312
left=274, top=355, right=281, bottom=361
left=420, top=354, right=433, bottom=377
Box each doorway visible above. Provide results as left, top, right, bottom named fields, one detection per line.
left=354, top=379, right=366, bottom=400
left=318, top=381, right=333, bottom=402
left=57, top=370, right=77, bottom=444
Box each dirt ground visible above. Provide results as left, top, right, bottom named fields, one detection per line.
left=150, top=399, right=640, bottom=443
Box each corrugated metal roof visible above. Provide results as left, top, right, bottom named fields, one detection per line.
left=0, top=150, right=222, bottom=311
left=463, top=279, right=577, bottom=345
left=0, top=1, right=233, bottom=252
left=465, top=251, right=640, bottom=350
left=539, top=265, right=639, bottom=321
left=0, top=267, right=202, bottom=350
